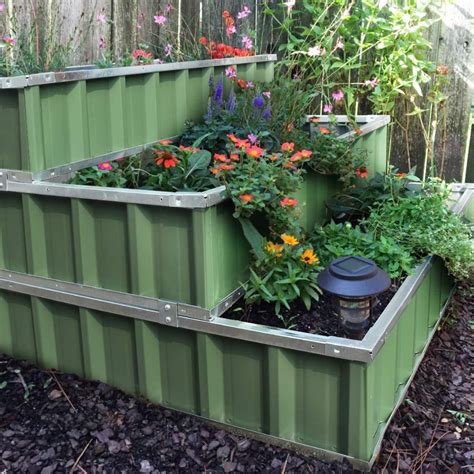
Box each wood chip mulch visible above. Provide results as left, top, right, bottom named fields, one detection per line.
left=0, top=284, right=472, bottom=473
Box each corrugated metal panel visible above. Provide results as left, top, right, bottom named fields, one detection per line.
left=0, top=194, right=248, bottom=309
left=0, top=59, right=275, bottom=172
left=0, top=251, right=456, bottom=464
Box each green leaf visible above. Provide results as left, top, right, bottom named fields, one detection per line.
left=184, top=150, right=211, bottom=179
left=239, top=218, right=265, bottom=260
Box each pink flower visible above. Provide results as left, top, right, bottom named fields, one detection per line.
left=164, top=43, right=173, bottom=57
left=335, top=37, right=344, bottom=50
left=247, top=133, right=258, bottom=144
left=2, top=36, right=15, bottom=46
left=136, top=23, right=142, bottom=30
left=364, top=78, right=379, bottom=89
left=97, top=13, right=107, bottom=24
left=99, top=37, right=106, bottom=49
left=242, top=35, right=253, bottom=50
left=98, top=162, right=112, bottom=171
left=0, top=3, right=5, bottom=12
left=154, top=14, right=167, bottom=25
left=284, top=0, right=296, bottom=13
left=308, top=45, right=322, bottom=57
left=237, top=6, right=251, bottom=19
left=165, top=2, right=173, bottom=13
left=332, top=90, right=344, bottom=102
left=262, top=91, right=271, bottom=99
left=323, top=104, right=333, bottom=113
left=226, top=24, right=236, bottom=36
left=245, top=81, right=254, bottom=89
left=225, top=66, right=236, bottom=79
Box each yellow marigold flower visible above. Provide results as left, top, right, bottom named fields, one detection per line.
left=280, top=234, right=299, bottom=246
left=265, top=241, right=283, bottom=256
left=301, top=248, right=319, bottom=265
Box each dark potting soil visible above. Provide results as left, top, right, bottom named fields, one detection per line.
left=0, top=284, right=472, bottom=472
left=224, top=283, right=400, bottom=339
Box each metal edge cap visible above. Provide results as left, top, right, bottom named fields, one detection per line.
left=318, top=256, right=391, bottom=298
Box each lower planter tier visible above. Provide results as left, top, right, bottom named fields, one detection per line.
left=0, top=256, right=455, bottom=468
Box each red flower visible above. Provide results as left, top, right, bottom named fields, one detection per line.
left=237, top=79, right=247, bottom=89
left=155, top=151, right=179, bottom=168
left=319, top=127, right=331, bottom=135
left=199, top=36, right=208, bottom=45
left=281, top=142, right=295, bottom=152
left=230, top=153, right=240, bottom=162
left=395, top=172, right=407, bottom=178
left=356, top=167, right=368, bottom=179
left=280, top=197, right=299, bottom=207
left=222, top=10, right=231, bottom=18
left=219, top=164, right=235, bottom=171
left=245, top=146, right=264, bottom=159
left=213, top=153, right=230, bottom=163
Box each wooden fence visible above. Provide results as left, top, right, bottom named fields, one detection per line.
left=1, top=0, right=472, bottom=181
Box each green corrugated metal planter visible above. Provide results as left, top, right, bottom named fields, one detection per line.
left=296, top=115, right=389, bottom=230
left=0, top=189, right=471, bottom=469
left=0, top=55, right=275, bottom=175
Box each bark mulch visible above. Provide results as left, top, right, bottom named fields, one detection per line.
left=0, top=285, right=472, bottom=473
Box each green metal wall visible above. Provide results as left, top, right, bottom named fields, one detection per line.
left=0, top=61, right=274, bottom=172
left=0, top=195, right=248, bottom=309
left=0, top=256, right=454, bottom=463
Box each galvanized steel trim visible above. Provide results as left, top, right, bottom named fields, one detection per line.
left=4, top=178, right=229, bottom=209
left=0, top=55, right=277, bottom=89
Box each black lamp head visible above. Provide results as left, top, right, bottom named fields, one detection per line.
left=317, top=256, right=390, bottom=299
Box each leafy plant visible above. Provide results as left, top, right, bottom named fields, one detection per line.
left=245, top=233, right=322, bottom=324
left=311, top=221, right=415, bottom=280
left=364, top=187, right=474, bottom=281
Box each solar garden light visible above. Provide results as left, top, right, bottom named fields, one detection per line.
left=317, top=256, right=391, bottom=339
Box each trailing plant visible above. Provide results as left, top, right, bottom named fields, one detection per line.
left=364, top=185, right=474, bottom=281
left=244, top=233, right=322, bottom=324
left=311, top=221, right=415, bottom=280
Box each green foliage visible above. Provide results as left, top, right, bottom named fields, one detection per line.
left=311, top=221, right=415, bottom=280
left=245, top=235, right=322, bottom=325
left=303, top=126, right=367, bottom=187
left=327, top=167, right=422, bottom=222
left=70, top=141, right=219, bottom=192
left=364, top=189, right=474, bottom=281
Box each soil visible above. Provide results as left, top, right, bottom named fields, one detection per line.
left=224, top=284, right=399, bottom=339
left=0, top=284, right=472, bottom=473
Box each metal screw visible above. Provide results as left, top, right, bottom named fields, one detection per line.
left=164, top=304, right=171, bottom=311
left=165, top=316, right=172, bottom=323
left=0, top=172, right=3, bottom=177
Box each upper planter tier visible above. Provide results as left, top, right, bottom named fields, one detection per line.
left=0, top=55, right=276, bottom=175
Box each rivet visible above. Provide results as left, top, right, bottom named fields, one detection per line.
left=0, top=172, right=3, bottom=177
left=164, top=304, right=171, bottom=311
left=334, top=349, right=341, bottom=354
left=0, top=183, right=3, bottom=188
left=165, top=316, right=172, bottom=323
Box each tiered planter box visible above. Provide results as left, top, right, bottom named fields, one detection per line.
left=0, top=55, right=275, bottom=176
left=0, top=189, right=471, bottom=469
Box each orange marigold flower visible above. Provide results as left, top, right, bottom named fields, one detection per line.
left=268, top=154, right=279, bottom=161
left=301, top=248, right=318, bottom=265
left=310, top=117, right=320, bottom=123
left=239, top=193, right=254, bottom=203
left=230, top=153, right=239, bottom=162
left=155, top=151, right=179, bottom=168
left=159, top=139, right=173, bottom=145
left=246, top=145, right=264, bottom=159
left=280, top=197, right=299, bottom=207
left=281, top=234, right=299, bottom=246
left=300, top=149, right=312, bottom=158
left=281, top=142, right=295, bottom=152
left=222, top=10, right=231, bottom=18
left=210, top=167, right=220, bottom=175
left=219, top=164, right=235, bottom=171
left=319, top=127, right=331, bottom=135
left=395, top=172, right=407, bottom=178
left=227, top=134, right=238, bottom=143
left=356, top=167, right=368, bottom=179
left=265, top=241, right=283, bottom=257
left=214, top=153, right=230, bottom=163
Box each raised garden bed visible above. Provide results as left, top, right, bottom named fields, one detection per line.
left=0, top=55, right=275, bottom=175
left=0, top=187, right=471, bottom=469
